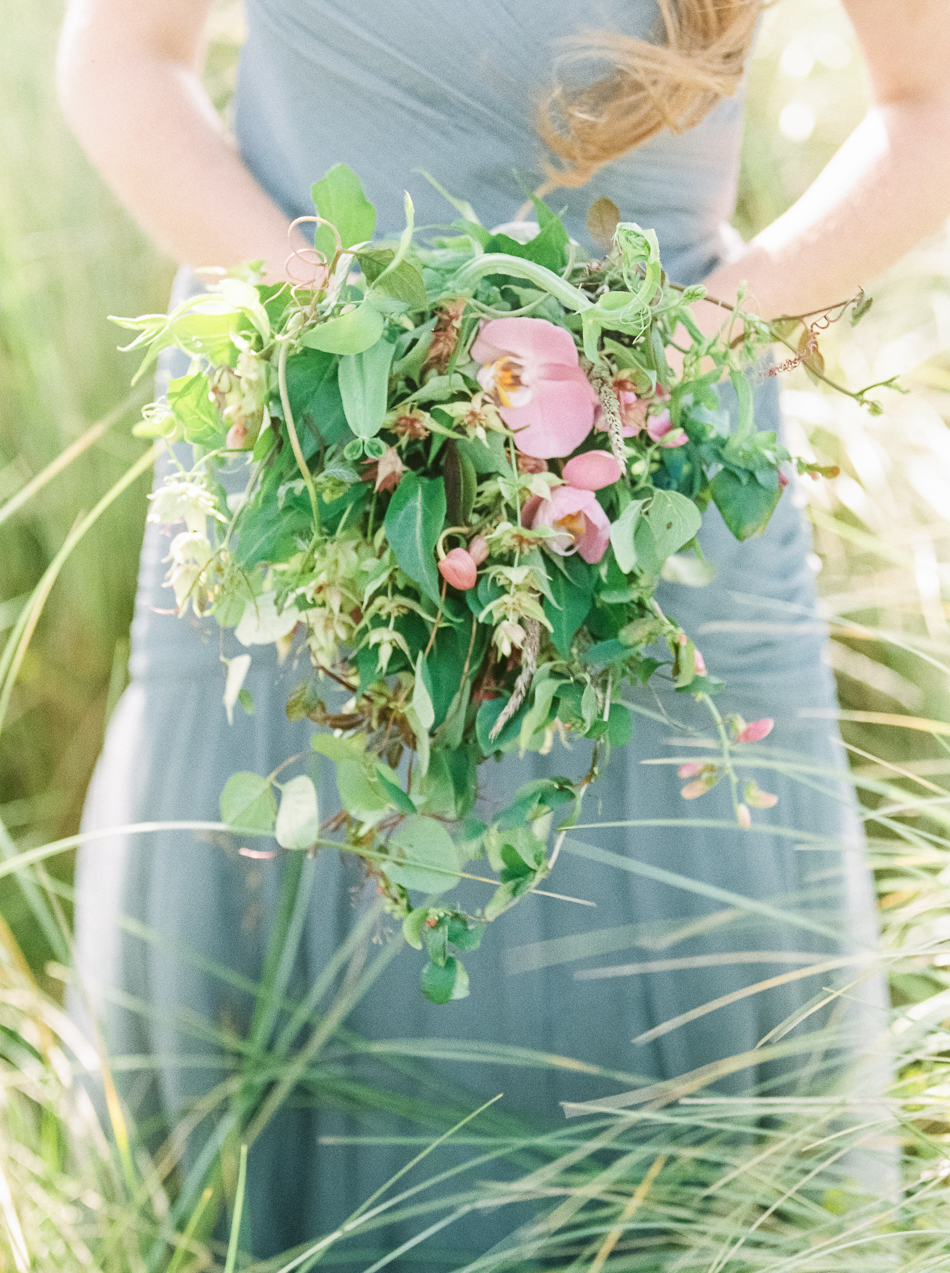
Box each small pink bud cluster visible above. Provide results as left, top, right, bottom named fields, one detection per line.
left=437, top=535, right=490, bottom=591
left=678, top=761, right=721, bottom=800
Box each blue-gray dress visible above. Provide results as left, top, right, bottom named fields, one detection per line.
left=74, top=1, right=889, bottom=1263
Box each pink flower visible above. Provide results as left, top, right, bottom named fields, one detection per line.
left=677, top=762, right=703, bottom=779
left=471, top=317, right=598, bottom=459
left=529, top=485, right=611, bottom=564
left=438, top=548, right=478, bottom=590
left=693, top=647, right=706, bottom=675
left=735, top=718, right=774, bottom=744
left=646, top=411, right=687, bottom=448
left=562, top=450, right=623, bottom=491
left=737, top=803, right=752, bottom=830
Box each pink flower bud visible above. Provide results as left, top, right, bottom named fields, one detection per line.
left=778, top=471, right=789, bottom=489
left=693, top=647, right=706, bottom=675
left=681, top=778, right=710, bottom=800
left=562, top=450, right=623, bottom=491
left=735, top=718, right=774, bottom=744
left=646, top=411, right=687, bottom=448
left=438, top=547, right=477, bottom=590
left=737, top=803, right=752, bottom=830
left=468, top=535, right=489, bottom=565
left=227, top=423, right=249, bottom=449
left=678, top=762, right=702, bottom=779
left=517, top=453, right=549, bottom=475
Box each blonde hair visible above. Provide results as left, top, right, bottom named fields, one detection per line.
left=537, top=0, right=763, bottom=191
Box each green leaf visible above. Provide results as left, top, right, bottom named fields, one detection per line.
left=312, top=164, right=377, bottom=258
left=410, top=751, right=456, bottom=817
left=385, top=815, right=461, bottom=895
left=402, top=906, right=435, bottom=950
left=404, top=704, right=431, bottom=777
left=335, top=760, right=390, bottom=823
left=423, top=916, right=449, bottom=965
left=606, top=703, right=633, bottom=746
left=284, top=348, right=350, bottom=448
left=412, top=651, right=435, bottom=730
left=219, top=772, right=276, bottom=834
left=338, top=338, right=395, bottom=438
left=275, top=775, right=320, bottom=849
left=234, top=492, right=313, bottom=568
left=542, top=558, right=593, bottom=659
left=421, top=955, right=468, bottom=1003
left=518, top=673, right=560, bottom=755
left=357, top=246, right=395, bottom=284
left=475, top=696, right=528, bottom=754
left=383, top=472, right=446, bottom=605
left=371, top=259, right=428, bottom=309
left=726, top=367, right=755, bottom=452
left=457, top=433, right=509, bottom=476
left=444, top=745, right=479, bottom=820
left=710, top=468, right=782, bottom=541
left=442, top=442, right=477, bottom=525
left=609, top=498, right=647, bottom=575
left=635, top=489, right=702, bottom=574
left=376, top=770, right=418, bottom=815
left=299, top=302, right=385, bottom=355
left=311, top=733, right=364, bottom=763
left=447, top=918, right=484, bottom=952
left=166, top=374, right=225, bottom=446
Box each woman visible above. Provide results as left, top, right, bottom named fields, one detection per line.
left=57, top=0, right=950, bottom=1263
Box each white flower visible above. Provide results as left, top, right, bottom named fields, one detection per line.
left=164, top=531, right=214, bottom=614
left=235, top=593, right=300, bottom=646
left=148, top=478, right=220, bottom=534
left=493, top=619, right=526, bottom=659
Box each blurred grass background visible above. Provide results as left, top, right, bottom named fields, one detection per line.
left=2, top=2, right=950, bottom=1268
left=1, top=0, right=948, bottom=984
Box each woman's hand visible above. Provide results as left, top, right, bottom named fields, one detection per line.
left=57, top=0, right=310, bottom=281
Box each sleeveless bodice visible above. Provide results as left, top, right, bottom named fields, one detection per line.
left=234, top=0, right=745, bottom=282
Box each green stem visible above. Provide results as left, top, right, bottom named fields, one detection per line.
left=277, top=336, right=321, bottom=529
left=450, top=254, right=595, bottom=313
left=699, top=692, right=743, bottom=823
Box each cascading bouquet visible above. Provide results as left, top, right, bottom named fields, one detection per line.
left=117, top=165, right=867, bottom=1002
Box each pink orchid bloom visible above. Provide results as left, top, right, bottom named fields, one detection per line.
left=472, top=317, right=598, bottom=459
left=735, top=718, right=774, bottom=744
left=529, top=485, right=611, bottom=564
left=645, top=410, right=687, bottom=448
left=438, top=547, right=478, bottom=590
left=562, top=450, right=623, bottom=491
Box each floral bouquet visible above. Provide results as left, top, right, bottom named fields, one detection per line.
left=117, top=166, right=862, bottom=1001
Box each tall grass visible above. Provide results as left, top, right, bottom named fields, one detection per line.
left=2, top=0, right=950, bottom=1269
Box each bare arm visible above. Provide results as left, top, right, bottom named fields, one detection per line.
left=701, top=0, right=950, bottom=322
left=57, top=0, right=309, bottom=280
